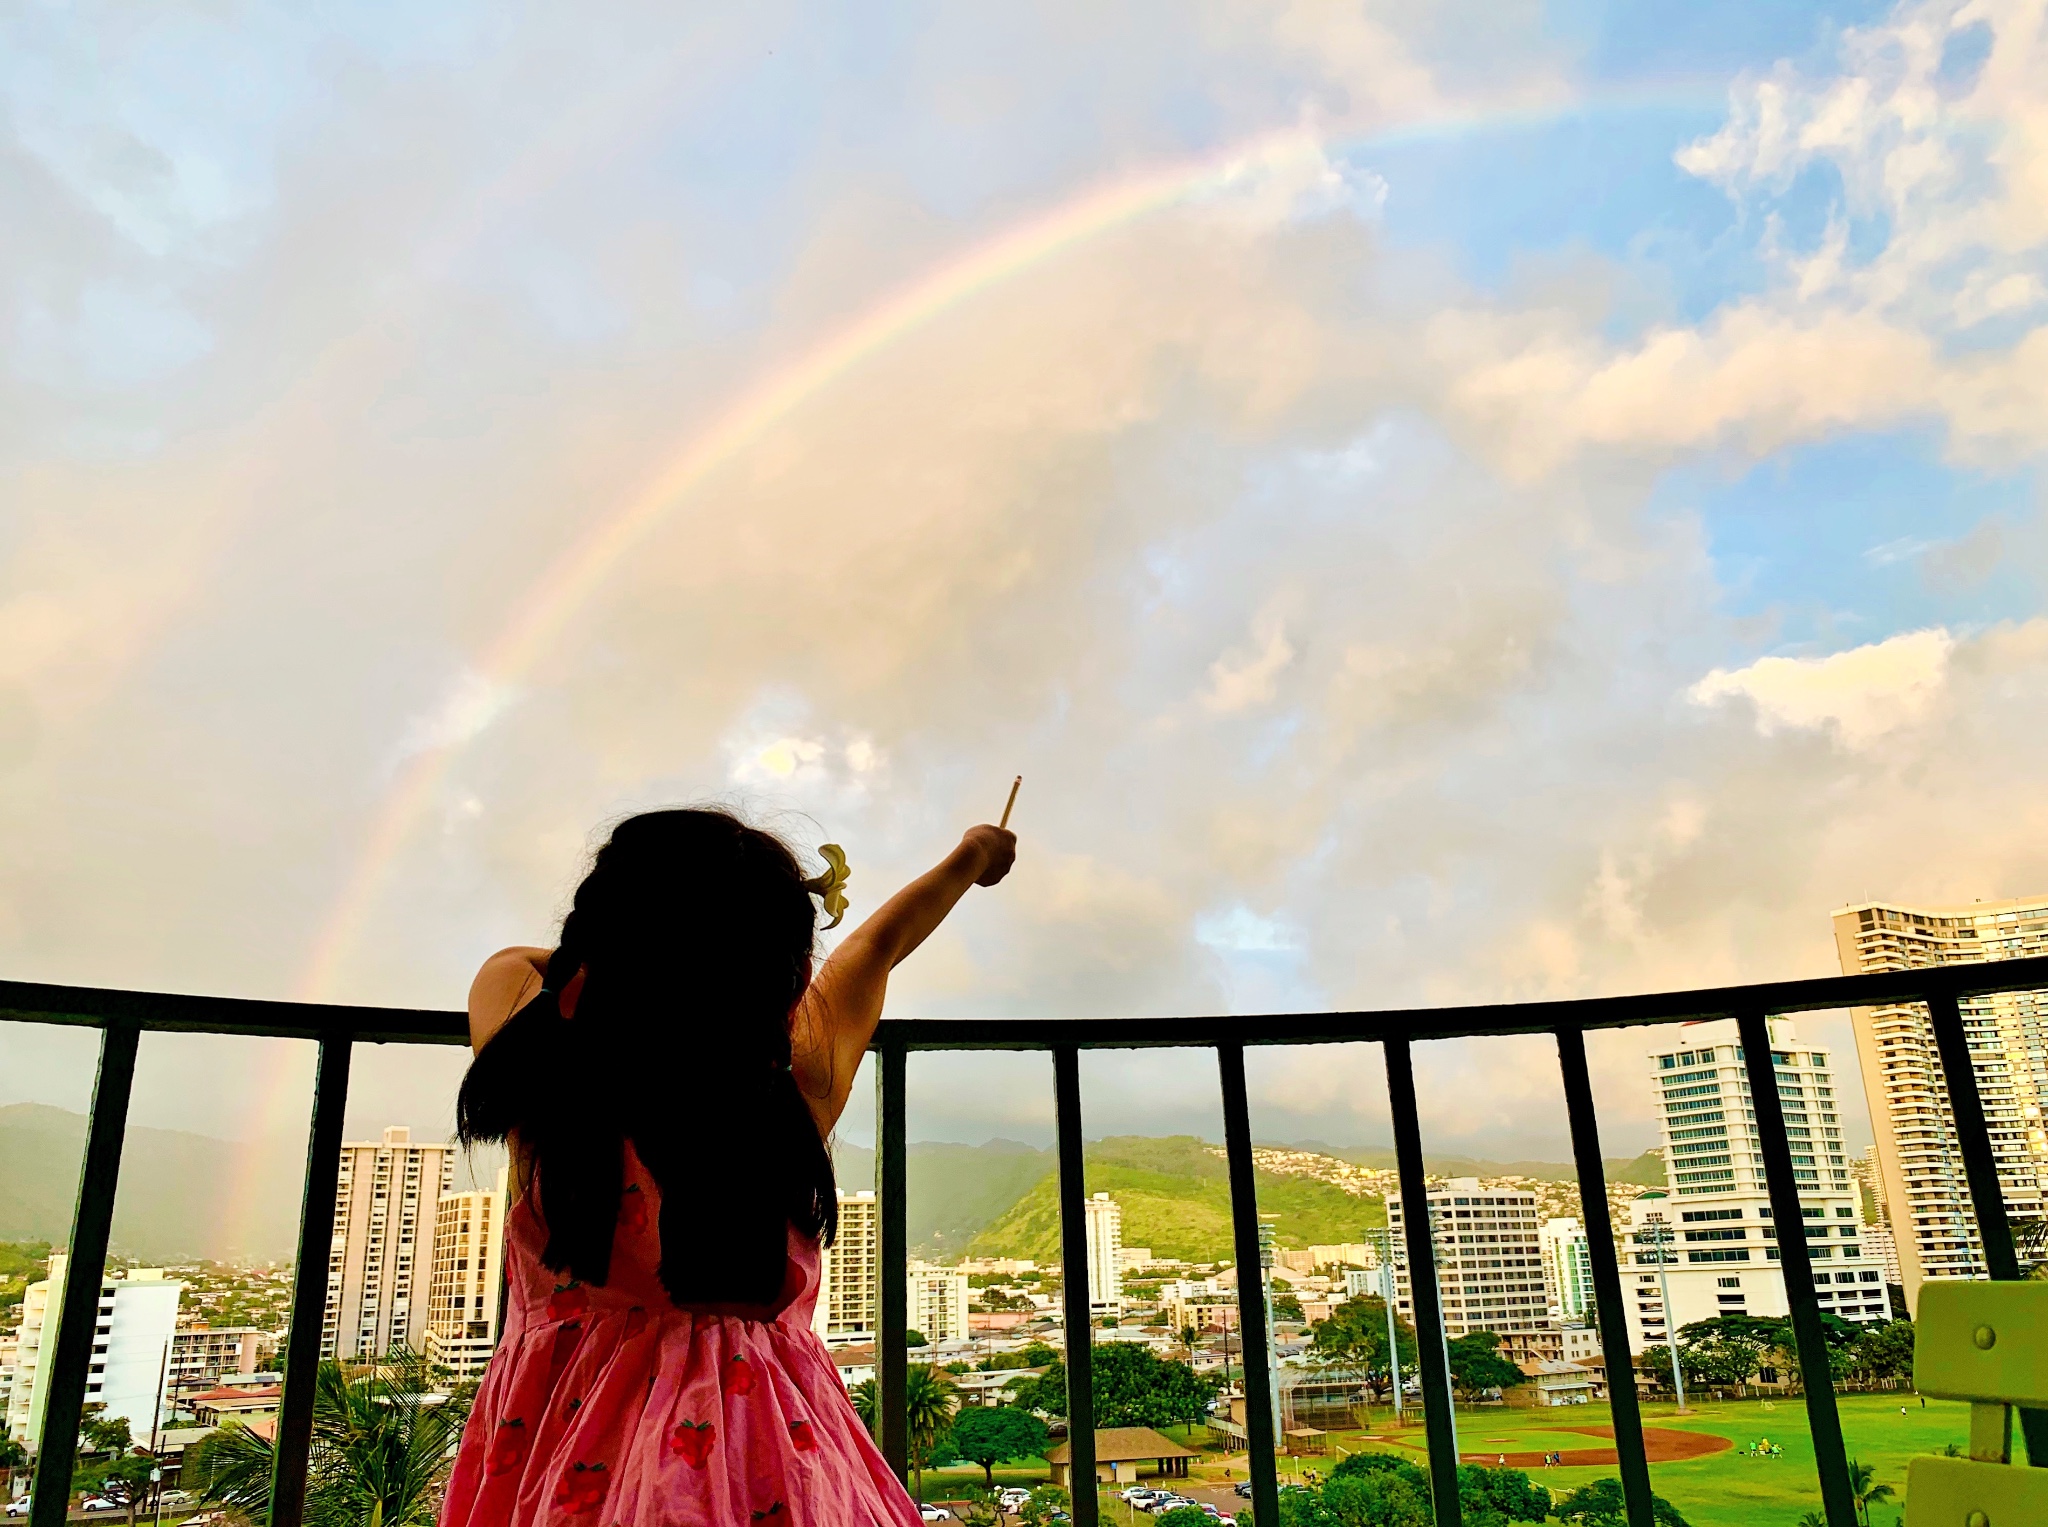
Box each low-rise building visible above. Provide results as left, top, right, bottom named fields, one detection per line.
left=170, top=1326, right=273, bottom=1389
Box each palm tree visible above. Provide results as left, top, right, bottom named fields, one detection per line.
left=1847, top=1457, right=1895, bottom=1527
left=904, top=1364, right=959, bottom=1503
left=198, top=1350, right=469, bottom=1526
left=1797, top=1513, right=1826, bottom=1527
left=851, top=1377, right=880, bottom=1435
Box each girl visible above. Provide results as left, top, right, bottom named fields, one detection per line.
left=442, top=807, right=1016, bottom=1526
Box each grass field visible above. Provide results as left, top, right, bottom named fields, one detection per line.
left=1322, top=1393, right=1960, bottom=1526
left=915, top=1394, right=1958, bottom=1524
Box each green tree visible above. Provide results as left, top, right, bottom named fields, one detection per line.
left=954, top=1483, right=1001, bottom=1527
left=851, top=1377, right=880, bottom=1434
left=78, top=1450, right=155, bottom=1527
left=1021, top=1342, right=1058, bottom=1366
left=1851, top=1319, right=1915, bottom=1386
left=1676, top=1315, right=1779, bottom=1395
left=0, top=1435, right=27, bottom=1502
left=1848, top=1457, right=1895, bottom=1527
left=1006, top=1346, right=1217, bottom=1428
left=78, top=1408, right=133, bottom=1456
left=1157, top=1509, right=1214, bottom=1527
left=1458, top=1464, right=1551, bottom=1525
left=905, top=1363, right=959, bottom=1502
left=906, top=1329, right=929, bottom=1347
left=1797, top=1513, right=1827, bottom=1527
left=1555, top=1477, right=1689, bottom=1526
left=947, top=1405, right=1049, bottom=1487
left=198, top=1350, right=469, bottom=1526
left=1017, top=1483, right=1069, bottom=1526
left=1309, top=1296, right=1418, bottom=1403
left=1444, top=1330, right=1523, bottom=1401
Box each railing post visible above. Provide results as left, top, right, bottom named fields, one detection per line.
left=30, top=1020, right=140, bottom=1527
left=267, top=1035, right=352, bottom=1527
left=1384, top=1036, right=1461, bottom=1527
left=1924, top=984, right=2048, bottom=1463
left=876, top=1041, right=909, bottom=1481
left=1216, top=1044, right=1279, bottom=1527
left=1736, top=1010, right=1855, bottom=1527
left=1051, top=1046, right=1098, bottom=1527
left=1555, top=1027, right=1656, bottom=1527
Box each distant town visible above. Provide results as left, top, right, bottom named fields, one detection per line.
left=2, top=892, right=2041, bottom=1521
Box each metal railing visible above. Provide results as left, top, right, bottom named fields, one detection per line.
left=7, top=954, right=2048, bottom=1527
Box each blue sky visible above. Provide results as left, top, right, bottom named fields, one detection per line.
left=3, top=0, right=2048, bottom=1164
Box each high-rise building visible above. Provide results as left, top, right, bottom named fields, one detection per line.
left=5, top=1257, right=181, bottom=1448
left=906, top=1262, right=972, bottom=1345
left=1833, top=896, right=2048, bottom=1310
left=1388, top=1179, right=1558, bottom=1365
left=1083, top=1193, right=1123, bottom=1318
left=324, top=1126, right=457, bottom=1360
left=1539, top=1218, right=1594, bottom=1321
left=425, top=1167, right=508, bottom=1380
left=1621, top=1017, right=1887, bottom=1352
left=812, top=1190, right=878, bottom=1345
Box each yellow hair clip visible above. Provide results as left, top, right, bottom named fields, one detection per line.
left=803, top=844, right=851, bottom=929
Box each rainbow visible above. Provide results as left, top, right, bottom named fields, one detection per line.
left=297, top=86, right=1727, bottom=1002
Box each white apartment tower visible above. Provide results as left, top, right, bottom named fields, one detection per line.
left=324, top=1127, right=457, bottom=1360
left=425, top=1167, right=508, bottom=1380
left=1833, top=896, right=2048, bottom=1310
left=812, top=1190, right=879, bottom=1346
left=1083, top=1193, right=1124, bottom=1318
left=1539, top=1218, right=1595, bottom=1321
left=1621, top=1017, right=1886, bottom=1352
left=1388, top=1179, right=1559, bottom=1365
left=5, top=1256, right=181, bottom=1448
left=906, top=1262, right=972, bottom=1345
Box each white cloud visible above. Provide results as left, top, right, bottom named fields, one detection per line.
left=390, top=670, right=517, bottom=768
left=1688, top=628, right=1956, bottom=748
left=1201, top=619, right=1296, bottom=714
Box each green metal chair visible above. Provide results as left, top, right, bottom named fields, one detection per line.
left=1908, top=1281, right=2048, bottom=1526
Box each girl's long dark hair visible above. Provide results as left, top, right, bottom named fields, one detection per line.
left=457, top=808, right=837, bottom=1306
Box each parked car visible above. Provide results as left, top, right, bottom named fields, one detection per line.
left=4, top=1499, right=32, bottom=1519
left=918, top=1507, right=952, bottom=1523
left=1233, top=1481, right=1253, bottom=1498
left=160, top=1489, right=194, bottom=1507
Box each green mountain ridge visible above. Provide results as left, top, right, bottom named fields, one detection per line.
left=1, top=1102, right=1660, bottom=1264
left=965, top=1135, right=1388, bottom=1264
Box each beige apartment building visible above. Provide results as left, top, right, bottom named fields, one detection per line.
left=323, top=1126, right=457, bottom=1359
left=1834, top=895, right=2048, bottom=1310
left=425, top=1168, right=508, bottom=1379
left=812, top=1189, right=878, bottom=1345
left=1388, top=1179, right=1560, bottom=1365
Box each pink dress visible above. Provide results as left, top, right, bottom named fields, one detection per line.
left=440, top=1146, right=920, bottom=1527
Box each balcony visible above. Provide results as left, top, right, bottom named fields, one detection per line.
left=6, top=954, right=2048, bottom=1527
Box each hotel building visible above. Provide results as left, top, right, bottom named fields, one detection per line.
left=1621, top=1017, right=1885, bottom=1350
left=1083, top=1193, right=1124, bottom=1319
left=1833, top=896, right=2048, bottom=1310
left=324, top=1126, right=457, bottom=1360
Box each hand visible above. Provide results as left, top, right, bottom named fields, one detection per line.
left=960, top=824, right=1017, bottom=887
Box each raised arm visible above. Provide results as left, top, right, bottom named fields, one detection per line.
left=793, top=824, right=1016, bottom=1133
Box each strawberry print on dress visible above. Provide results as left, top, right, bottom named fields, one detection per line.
left=438, top=1141, right=921, bottom=1527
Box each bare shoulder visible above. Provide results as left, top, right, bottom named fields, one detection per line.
left=468, top=946, right=550, bottom=1053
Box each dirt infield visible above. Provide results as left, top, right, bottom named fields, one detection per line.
left=1460, top=1426, right=1732, bottom=1467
